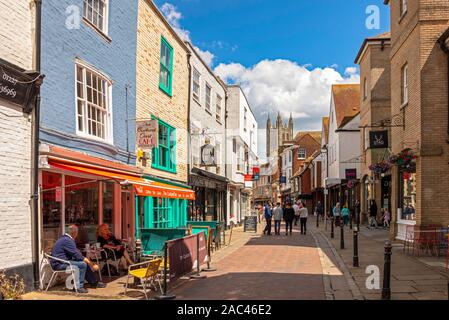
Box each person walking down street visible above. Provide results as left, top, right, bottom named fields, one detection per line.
left=333, top=203, right=341, bottom=227
left=293, top=201, right=301, bottom=226
left=263, top=202, right=273, bottom=236
left=369, top=200, right=378, bottom=229
left=283, top=203, right=295, bottom=236
left=341, top=205, right=350, bottom=226
left=273, top=202, right=283, bottom=235
left=299, top=202, right=309, bottom=235
left=315, top=201, right=324, bottom=221
left=382, top=208, right=391, bottom=228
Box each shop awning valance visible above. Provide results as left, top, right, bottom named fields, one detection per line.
left=48, top=158, right=195, bottom=200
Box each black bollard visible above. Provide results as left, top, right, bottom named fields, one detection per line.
left=331, top=216, right=334, bottom=239
left=155, top=243, right=176, bottom=300
left=353, top=226, right=359, bottom=267
left=349, top=212, right=353, bottom=230
left=340, top=220, right=345, bottom=249
left=316, top=211, right=319, bottom=228
left=381, top=240, right=392, bottom=300
left=447, top=280, right=449, bottom=301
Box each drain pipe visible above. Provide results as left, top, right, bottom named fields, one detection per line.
left=32, top=0, right=43, bottom=290
left=438, top=30, right=449, bottom=138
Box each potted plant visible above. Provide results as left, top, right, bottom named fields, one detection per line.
left=368, top=161, right=392, bottom=175
left=0, top=271, right=25, bottom=300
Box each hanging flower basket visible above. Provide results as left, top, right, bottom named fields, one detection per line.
left=388, top=149, right=417, bottom=172
left=368, top=161, right=391, bottom=175
left=347, top=180, right=355, bottom=189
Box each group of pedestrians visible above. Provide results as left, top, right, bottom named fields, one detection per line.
left=262, top=201, right=309, bottom=236
left=328, top=199, right=391, bottom=229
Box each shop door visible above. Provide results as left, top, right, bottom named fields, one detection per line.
left=121, top=190, right=132, bottom=240
left=381, top=176, right=391, bottom=212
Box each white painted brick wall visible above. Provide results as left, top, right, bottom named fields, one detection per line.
left=0, top=0, right=34, bottom=70
left=0, top=102, right=33, bottom=269
left=0, top=0, right=34, bottom=269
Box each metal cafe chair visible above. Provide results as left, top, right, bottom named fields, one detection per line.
left=40, top=253, right=79, bottom=293
left=124, top=258, right=163, bottom=300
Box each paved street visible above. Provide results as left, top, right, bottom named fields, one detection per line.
left=171, top=221, right=351, bottom=300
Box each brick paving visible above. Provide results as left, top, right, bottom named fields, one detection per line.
left=170, top=221, right=352, bottom=300
left=312, top=219, right=449, bottom=300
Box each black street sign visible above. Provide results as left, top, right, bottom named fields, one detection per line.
left=369, top=130, right=389, bottom=149
left=345, top=169, right=357, bottom=180
left=0, top=60, right=42, bottom=112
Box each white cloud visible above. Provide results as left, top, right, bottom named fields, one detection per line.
left=160, top=2, right=215, bottom=66
left=214, top=59, right=360, bottom=160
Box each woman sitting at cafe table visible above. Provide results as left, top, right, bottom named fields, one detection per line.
left=96, top=224, right=134, bottom=270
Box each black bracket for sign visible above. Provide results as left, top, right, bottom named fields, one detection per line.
left=359, top=111, right=405, bottom=129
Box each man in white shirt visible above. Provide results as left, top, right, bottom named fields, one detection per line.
left=293, top=201, right=301, bottom=226
left=272, top=203, right=283, bottom=235
left=298, top=202, right=309, bottom=235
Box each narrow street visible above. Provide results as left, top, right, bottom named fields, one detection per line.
left=171, top=221, right=352, bottom=300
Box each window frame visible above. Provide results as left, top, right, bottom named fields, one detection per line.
left=244, top=108, right=248, bottom=132
left=216, top=94, right=222, bottom=123
left=151, top=116, right=177, bottom=173
left=192, top=68, right=201, bottom=103
left=159, top=36, right=174, bottom=97
left=363, top=77, right=368, bottom=101
left=401, top=63, right=409, bottom=106
left=298, top=148, right=307, bottom=160
left=205, top=83, right=212, bottom=113
left=75, top=61, right=113, bottom=144
left=83, top=0, right=109, bottom=36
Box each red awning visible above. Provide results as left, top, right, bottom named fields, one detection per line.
left=48, top=158, right=195, bottom=200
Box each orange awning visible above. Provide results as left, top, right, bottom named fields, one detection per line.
left=48, top=159, right=195, bottom=200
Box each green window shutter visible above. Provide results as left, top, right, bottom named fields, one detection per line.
left=144, top=196, right=153, bottom=229
left=150, top=116, right=177, bottom=173
left=159, top=36, right=173, bottom=96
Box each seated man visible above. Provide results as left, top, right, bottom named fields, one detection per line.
left=51, top=224, right=106, bottom=293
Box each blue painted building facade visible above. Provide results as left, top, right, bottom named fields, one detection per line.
left=40, top=0, right=138, bottom=164
left=38, top=1, right=142, bottom=252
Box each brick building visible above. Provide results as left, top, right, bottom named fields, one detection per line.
left=355, top=31, right=392, bottom=224
left=291, top=132, right=321, bottom=208
left=134, top=0, right=194, bottom=231
left=383, top=0, right=449, bottom=239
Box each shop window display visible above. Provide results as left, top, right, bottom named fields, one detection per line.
left=103, top=181, right=114, bottom=229
left=65, top=175, right=99, bottom=244
left=42, top=171, right=62, bottom=251
left=400, top=171, right=416, bottom=220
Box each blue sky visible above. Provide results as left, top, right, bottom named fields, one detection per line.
left=155, top=0, right=391, bottom=159
left=155, top=0, right=390, bottom=73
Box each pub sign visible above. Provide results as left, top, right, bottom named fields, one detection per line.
left=345, top=169, right=357, bottom=180
left=369, top=130, right=389, bottom=149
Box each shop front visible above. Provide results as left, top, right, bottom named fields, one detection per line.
left=134, top=177, right=195, bottom=238
left=188, top=167, right=228, bottom=223
left=39, top=145, right=143, bottom=252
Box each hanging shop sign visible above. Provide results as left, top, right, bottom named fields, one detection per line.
left=0, top=60, right=43, bottom=113
left=252, top=166, right=260, bottom=181
left=201, top=143, right=216, bottom=167
left=136, top=120, right=158, bottom=150
left=369, top=130, right=389, bottom=149
left=280, top=176, right=287, bottom=184
left=345, top=169, right=357, bottom=180
left=244, top=174, right=253, bottom=182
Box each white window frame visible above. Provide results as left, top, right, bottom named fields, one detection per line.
left=244, top=108, right=247, bottom=131
left=83, top=0, right=109, bottom=35
left=216, top=95, right=222, bottom=123
left=205, top=83, right=212, bottom=113
left=402, top=64, right=408, bottom=105
left=298, top=148, right=306, bottom=160
left=192, top=68, right=201, bottom=103
left=75, top=61, right=113, bottom=144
